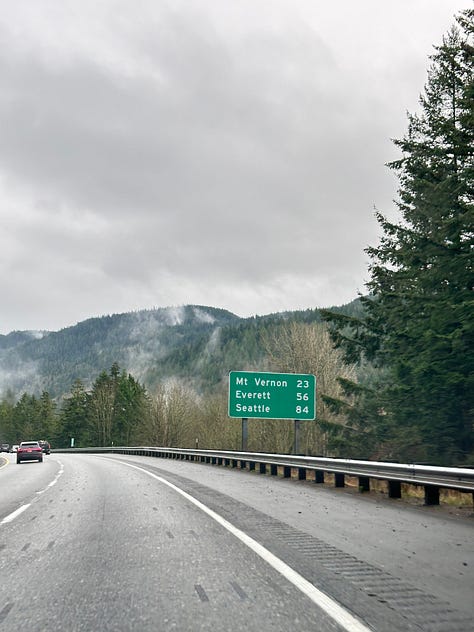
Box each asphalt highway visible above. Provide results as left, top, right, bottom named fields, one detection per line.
left=0, top=452, right=473, bottom=631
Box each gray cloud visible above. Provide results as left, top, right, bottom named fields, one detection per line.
left=0, top=0, right=466, bottom=333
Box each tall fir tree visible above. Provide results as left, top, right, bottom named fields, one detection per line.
left=324, top=10, right=473, bottom=464
left=113, top=369, right=149, bottom=445
left=58, top=379, right=91, bottom=448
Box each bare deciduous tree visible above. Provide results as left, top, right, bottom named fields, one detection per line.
left=146, top=380, right=197, bottom=447
left=262, top=321, right=356, bottom=455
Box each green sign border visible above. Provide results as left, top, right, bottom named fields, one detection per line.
left=228, top=370, right=316, bottom=420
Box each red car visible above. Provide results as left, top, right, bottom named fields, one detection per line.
left=17, top=441, right=43, bottom=464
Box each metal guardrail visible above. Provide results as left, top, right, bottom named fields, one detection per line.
left=53, top=446, right=474, bottom=506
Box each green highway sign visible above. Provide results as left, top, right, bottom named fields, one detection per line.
left=228, top=371, right=316, bottom=420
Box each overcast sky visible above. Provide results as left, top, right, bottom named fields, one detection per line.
left=0, top=1, right=468, bottom=334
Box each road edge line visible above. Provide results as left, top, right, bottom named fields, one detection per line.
left=113, top=458, right=373, bottom=632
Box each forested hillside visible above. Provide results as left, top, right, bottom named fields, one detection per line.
left=0, top=302, right=361, bottom=400
left=0, top=301, right=363, bottom=457
left=0, top=305, right=241, bottom=397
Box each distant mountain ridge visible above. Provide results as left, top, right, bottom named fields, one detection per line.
left=0, top=301, right=361, bottom=398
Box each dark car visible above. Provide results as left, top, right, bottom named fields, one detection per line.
left=39, top=440, right=51, bottom=454
left=17, top=441, right=43, bottom=464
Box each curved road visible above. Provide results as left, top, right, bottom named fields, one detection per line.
left=0, top=452, right=472, bottom=631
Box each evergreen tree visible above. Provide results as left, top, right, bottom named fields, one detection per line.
left=38, top=391, right=58, bottom=444
left=113, top=370, right=149, bottom=445
left=325, top=11, right=474, bottom=464
left=0, top=394, right=16, bottom=445
left=11, top=393, right=39, bottom=440
left=58, top=379, right=91, bottom=448
left=88, top=364, right=150, bottom=446
left=90, top=370, right=115, bottom=446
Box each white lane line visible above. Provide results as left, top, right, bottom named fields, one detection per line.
left=37, top=461, right=65, bottom=494
left=113, top=459, right=372, bottom=632
left=1, top=459, right=64, bottom=524
left=1, top=504, right=31, bottom=524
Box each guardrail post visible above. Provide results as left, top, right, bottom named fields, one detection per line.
left=283, top=466, right=291, bottom=478
left=335, top=472, right=345, bottom=488
left=298, top=468, right=306, bottom=480
left=259, top=463, right=266, bottom=474
left=249, top=462, right=256, bottom=471
left=388, top=480, right=402, bottom=498
left=314, top=470, right=325, bottom=484
left=270, top=464, right=278, bottom=476
left=358, top=476, right=370, bottom=492
left=424, top=485, right=440, bottom=506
